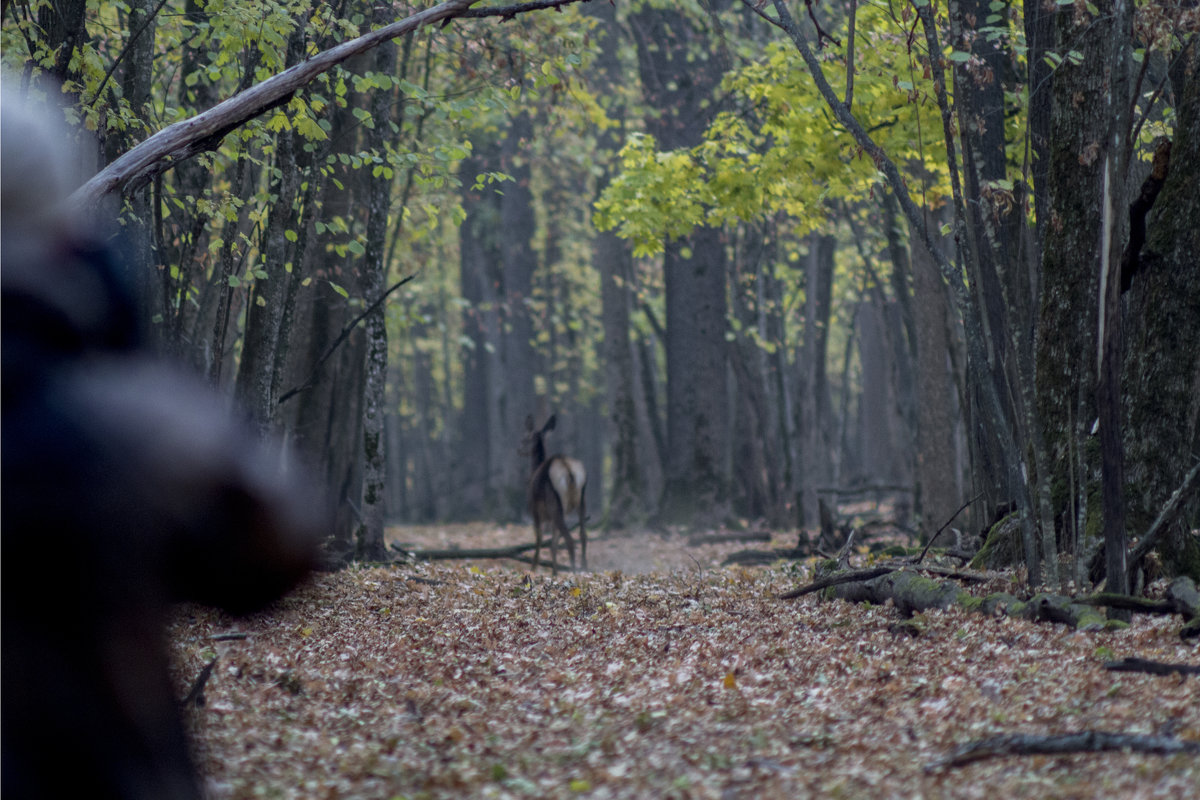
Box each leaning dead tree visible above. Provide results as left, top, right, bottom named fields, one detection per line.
left=67, top=0, right=595, bottom=209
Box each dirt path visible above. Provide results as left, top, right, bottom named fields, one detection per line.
left=386, top=522, right=794, bottom=574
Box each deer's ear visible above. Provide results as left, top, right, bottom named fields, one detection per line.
left=525, top=415, right=535, bottom=431
left=544, top=414, right=557, bottom=433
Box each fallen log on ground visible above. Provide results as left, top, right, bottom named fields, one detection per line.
left=781, top=562, right=1199, bottom=638
left=689, top=531, right=772, bottom=546
left=1104, top=657, right=1200, bottom=677
left=390, top=542, right=538, bottom=561
left=722, top=548, right=807, bottom=566
left=777, top=567, right=897, bottom=599
left=926, top=731, right=1200, bottom=771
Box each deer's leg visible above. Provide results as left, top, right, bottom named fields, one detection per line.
left=531, top=511, right=543, bottom=572
left=578, top=491, right=587, bottom=572
left=558, top=513, right=575, bottom=572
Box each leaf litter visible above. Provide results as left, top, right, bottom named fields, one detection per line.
left=168, top=524, right=1199, bottom=799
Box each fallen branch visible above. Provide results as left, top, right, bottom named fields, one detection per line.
left=688, top=531, right=771, bottom=547
left=1104, top=657, right=1200, bottom=677
left=1077, top=577, right=1198, bottom=639
left=908, top=564, right=993, bottom=583
left=913, top=492, right=982, bottom=565
left=390, top=542, right=539, bottom=561
left=1125, top=461, right=1200, bottom=585
left=1075, top=593, right=1176, bottom=615
left=721, top=548, right=807, bottom=566
left=926, top=731, right=1200, bottom=771
left=778, top=566, right=896, bottom=600
left=181, top=657, right=218, bottom=708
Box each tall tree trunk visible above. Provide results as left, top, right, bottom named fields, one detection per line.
left=589, top=1, right=648, bottom=527
left=912, top=227, right=961, bottom=541
left=659, top=228, right=731, bottom=525
left=798, top=233, right=835, bottom=527
left=35, top=0, right=89, bottom=91
left=1036, top=1, right=1117, bottom=556
left=233, top=127, right=300, bottom=435
left=105, top=0, right=160, bottom=347
left=354, top=20, right=396, bottom=561
left=1122, top=50, right=1200, bottom=581
left=630, top=5, right=731, bottom=527
left=457, top=145, right=501, bottom=518
left=1024, top=0, right=1056, bottom=259
left=497, top=111, right=538, bottom=519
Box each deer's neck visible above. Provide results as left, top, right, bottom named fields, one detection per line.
left=530, top=438, right=547, bottom=474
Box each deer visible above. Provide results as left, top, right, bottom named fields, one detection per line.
left=522, top=414, right=587, bottom=574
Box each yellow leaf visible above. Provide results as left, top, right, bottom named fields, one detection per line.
left=571, top=586, right=583, bottom=597
left=723, top=671, right=737, bottom=689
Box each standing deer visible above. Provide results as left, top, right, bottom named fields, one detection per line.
left=522, top=414, right=587, bottom=573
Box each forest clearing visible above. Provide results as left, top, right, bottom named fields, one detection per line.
left=169, top=524, right=1200, bottom=799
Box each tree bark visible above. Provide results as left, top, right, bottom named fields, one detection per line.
left=496, top=111, right=537, bottom=519
left=354, top=15, right=395, bottom=562
left=589, top=1, right=648, bottom=527
left=457, top=143, right=502, bottom=518
left=1036, top=0, right=1119, bottom=558
left=1122, top=48, right=1200, bottom=580
left=911, top=229, right=960, bottom=542
left=629, top=5, right=731, bottom=527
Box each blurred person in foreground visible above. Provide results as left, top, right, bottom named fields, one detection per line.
left=1, top=81, right=325, bottom=799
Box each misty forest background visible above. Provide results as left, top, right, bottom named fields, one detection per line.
left=4, top=0, right=1198, bottom=591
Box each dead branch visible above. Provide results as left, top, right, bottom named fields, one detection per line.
left=1077, top=577, right=1198, bottom=635
left=1125, top=462, right=1200, bottom=584
left=910, top=564, right=993, bottom=583
left=687, top=531, right=772, bottom=546
left=278, top=274, right=416, bottom=405
left=1103, top=657, right=1200, bottom=677
left=833, top=528, right=856, bottom=569
left=181, top=658, right=217, bottom=708
left=778, top=566, right=896, bottom=600
left=1075, top=593, right=1176, bottom=615
left=721, top=548, right=808, bottom=566
left=926, top=731, right=1200, bottom=771
left=390, top=542, right=539, bottom=561
left=913, top=492, right=982, bottom=565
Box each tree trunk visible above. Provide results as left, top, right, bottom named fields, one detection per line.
left=354, top=20, right=396, bottom=562
left=1122, top=50, right=1200, bottom=581
left=659, top=228, right=730, bottom=525
left=798, top=233, right=835, bottom=527
left=912, top=226, right=961, bottom=541
left=1036, top=0, right=1118, bottom=553
left=589, top=1, right=648, bottom=528
left=629, top=5, right=731, bottom=527
left=496, top=111, right=538, bottom=519
left=457, top=144, right=501, bottom=518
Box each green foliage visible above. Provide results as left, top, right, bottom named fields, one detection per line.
left=596, top=6, right=952, bottom=254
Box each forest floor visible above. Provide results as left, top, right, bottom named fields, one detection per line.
left=169, top=523, right=1200, bottom=799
